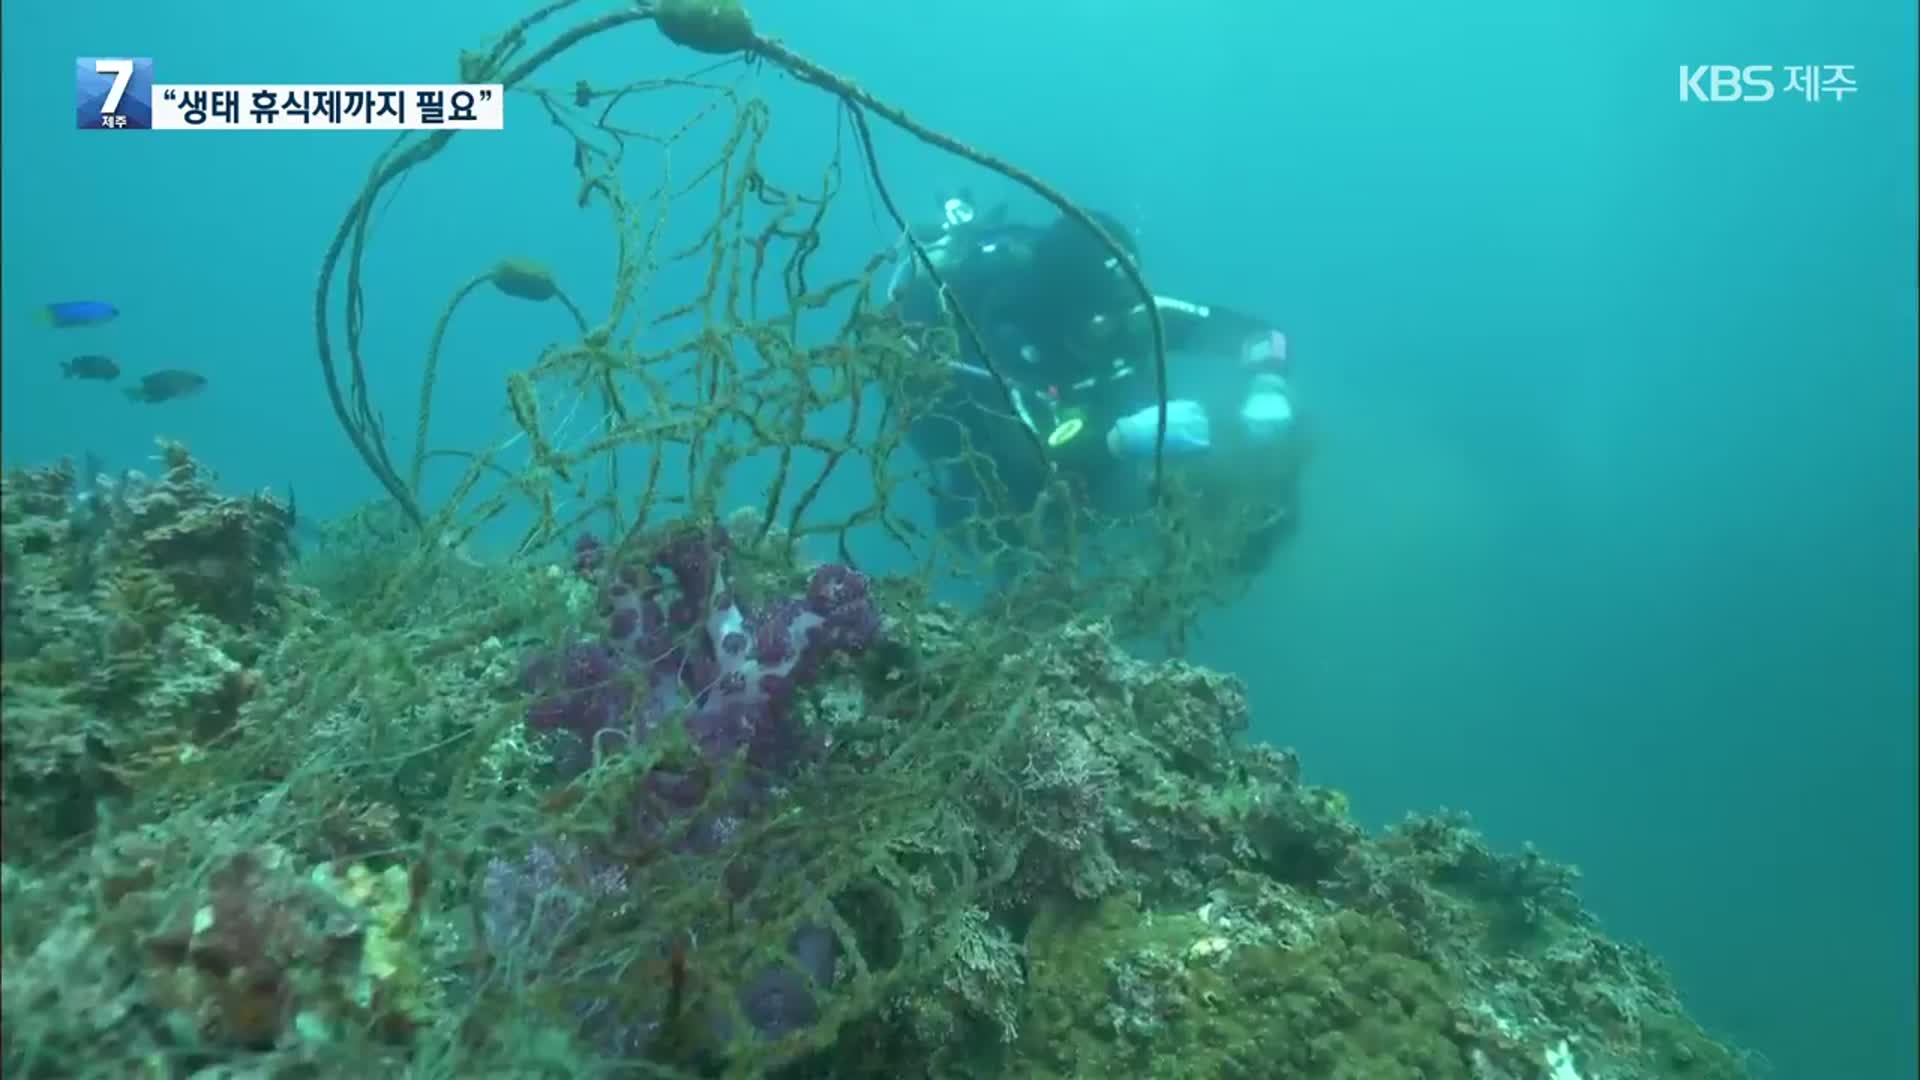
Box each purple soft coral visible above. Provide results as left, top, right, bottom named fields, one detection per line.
left=524, top=518, right=883, bottom=799
left=579, top=522, right=880, bottom=774
left=510, top=521, right=877, bottom=1046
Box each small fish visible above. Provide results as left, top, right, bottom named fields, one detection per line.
left=124, top=369, right=207, bottom=404
left=38, top=301, right=119, bottom=328
left=61, top=354, right=121, bottom=380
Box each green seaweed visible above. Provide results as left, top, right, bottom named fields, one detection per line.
left=1022, top=895, right=1473, bottom=1080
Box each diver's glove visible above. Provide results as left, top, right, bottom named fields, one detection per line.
left=1105, top=400, right=1212, bottom=460
left=1239, top=373, right=1295, bottom=445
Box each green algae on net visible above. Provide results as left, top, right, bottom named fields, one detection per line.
left=311, top=0, right=1174, bottom=555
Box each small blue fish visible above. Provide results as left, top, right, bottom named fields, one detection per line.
left=38, top=301, right=118, bottom=328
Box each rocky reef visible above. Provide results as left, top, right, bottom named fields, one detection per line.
left=817, top=617, right=1750, bottom=1080
left=0, top=446, right=1753, bottom=1079
left=1, top=440, right=298, bottom=855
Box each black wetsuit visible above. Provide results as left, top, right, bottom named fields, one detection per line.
left=893, top=209, right=1305, bottom=573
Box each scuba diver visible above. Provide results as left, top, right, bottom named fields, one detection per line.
left=887, top=194, right=1309, bottom=574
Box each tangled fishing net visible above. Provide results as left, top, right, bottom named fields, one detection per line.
left=0, top=3, right=1758, bottom=1078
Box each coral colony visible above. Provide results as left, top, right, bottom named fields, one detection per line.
left=524, top=522, right=880, bottom=797
left=505, top=521, right=880, bottom=1042
left=1, top=444, right=1755, bottom=1078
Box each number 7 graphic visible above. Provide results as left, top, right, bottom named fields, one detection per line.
left=75, top=56, right=152, bottom=129
left=94, top=58, right=133, bottom=114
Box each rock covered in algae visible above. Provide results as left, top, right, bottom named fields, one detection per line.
left=0, top=452, right=1757, bottom=1077
left=824, top=613, right=1754, bottom=1079
left=1022, top=894, right=1469, bottom=1079
left=1, top=822, right=439, bottom=1073
left=0, top=440, right=301, bottom=859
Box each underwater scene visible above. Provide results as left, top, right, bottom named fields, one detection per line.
left=2, top=2, right=1915, bottom=1078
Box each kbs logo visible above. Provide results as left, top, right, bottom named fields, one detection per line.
left=75, top=57, right=154, bottom=129
left=1681, top=64, right=1860, bottom=103
left=1679, top=65, right=1775, bottom=102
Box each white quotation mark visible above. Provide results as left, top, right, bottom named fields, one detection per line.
left=94, top=58, right=134, bottom=113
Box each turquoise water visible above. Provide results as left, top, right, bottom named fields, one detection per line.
left=4, top=2, right=1914, bottom=1075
